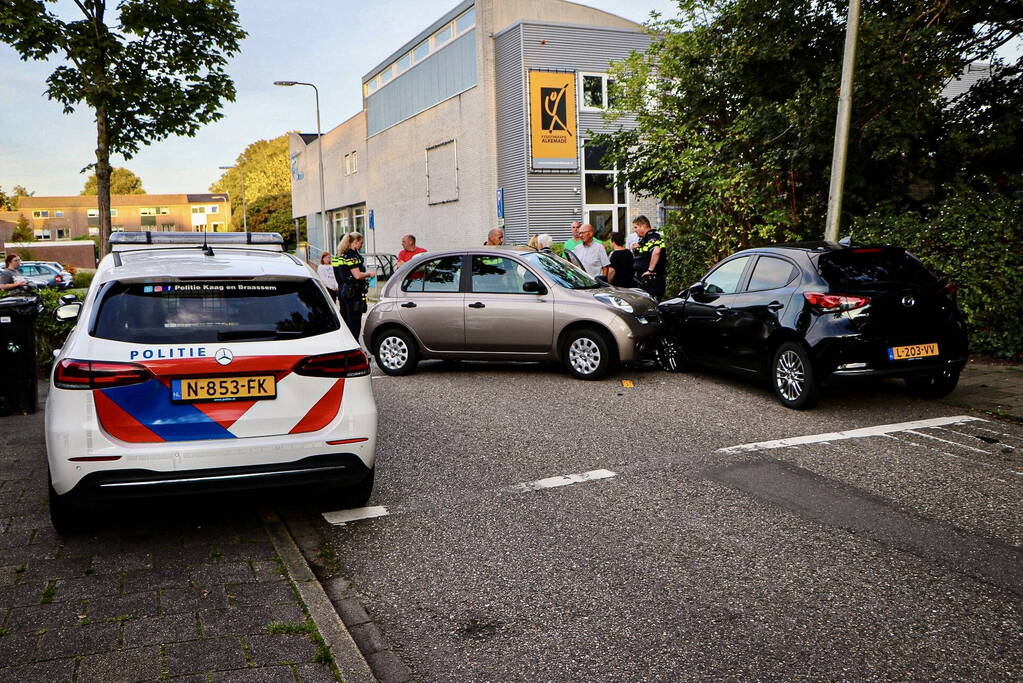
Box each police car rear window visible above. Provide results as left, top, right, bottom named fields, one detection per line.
left=92, top=280, right=340, bottom=343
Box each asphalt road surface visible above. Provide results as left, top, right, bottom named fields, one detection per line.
left=312, top=360, right=1023, bottom=681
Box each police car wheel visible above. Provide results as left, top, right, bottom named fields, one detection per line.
left=375, top=330, right=418, bottom=376
left=771, top=342, right=819, bottom=410
left=564, top=329, right=612, bottom=380
left=48, top=476, right=88, bottom=535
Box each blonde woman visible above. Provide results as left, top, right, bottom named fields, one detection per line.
left=333, top=232, right=376, bottom=342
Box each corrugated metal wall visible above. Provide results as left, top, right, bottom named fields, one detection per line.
left=366, top=30, right=478, bottom=137
left=494, top=22, right=649, bottom=242
left=495, top=26, right=528, bottom=243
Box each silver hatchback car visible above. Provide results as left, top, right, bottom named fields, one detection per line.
left=363, top=247, right=663, bottom=380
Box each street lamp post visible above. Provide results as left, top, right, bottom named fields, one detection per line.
left=218, top=165, right=247, bottom=231
left=824, top=0, right=862, bottom=243
left=274, top=80, right=328, bottom=261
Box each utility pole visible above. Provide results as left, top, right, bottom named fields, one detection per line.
left=824, top=0, right=861, bottom=243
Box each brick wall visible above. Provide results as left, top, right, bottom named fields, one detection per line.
left=2, top=241, right=97, bottom=269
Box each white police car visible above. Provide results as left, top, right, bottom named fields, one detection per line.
left=46, top=232, right=377, bottom=533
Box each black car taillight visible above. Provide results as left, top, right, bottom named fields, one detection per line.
left=54, top=359, right=154, bottom=389
left=803, top=292, right=870, bottom=313
left=293, top=350, right=370, bottom=378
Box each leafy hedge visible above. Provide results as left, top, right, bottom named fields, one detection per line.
left=850, top=186, right=1022, bottom=359
left=72, top=269, right=95, bottom=289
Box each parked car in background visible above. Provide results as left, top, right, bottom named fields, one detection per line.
left=363, top=253, right=397, bottom=282
left=365, top=247, right=662, bottom=380
left=19, top=261, right=73, bottom=289
left=656, top=242, right=968, bottom=409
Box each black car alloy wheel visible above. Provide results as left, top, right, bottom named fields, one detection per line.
left=771, top=342, right=819, bottom=410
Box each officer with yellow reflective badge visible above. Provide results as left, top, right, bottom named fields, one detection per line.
left=332, top=232, right=376, bottom=344
left=631, top=215, right=666, bottom=300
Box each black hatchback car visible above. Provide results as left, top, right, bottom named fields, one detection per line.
left=657, top=243, right=968, bottom=409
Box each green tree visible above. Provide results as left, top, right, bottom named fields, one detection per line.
left=245, top=193, right=298, bottom=250
left=0, top=0, right=246, bottom=256
left=81, top=167, right=145, bottom=195
left=11, top=214, right=33, bottom=242
left=596, top=0, right=1023, bottom=282
left=210, top=135, right=293, bottom=229
left=0, top=185, right=33, bottom=210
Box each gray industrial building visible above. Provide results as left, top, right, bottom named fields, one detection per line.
left=289, top=0, right=660, bottom=257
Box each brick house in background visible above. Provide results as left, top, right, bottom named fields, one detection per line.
left=0, top=193, right=233, bottom=242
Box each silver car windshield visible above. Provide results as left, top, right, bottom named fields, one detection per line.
left=523, top=252, right=600, bottom=289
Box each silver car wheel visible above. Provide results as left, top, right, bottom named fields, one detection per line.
left=775, top=349, right=805, bottom=402
left=379, top=336, right=409, bottom=370
left=568, top=337, right=602, bottom=376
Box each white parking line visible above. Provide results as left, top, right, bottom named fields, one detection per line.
left=506, top=469, right=617, bottom=493
left=716, top=415, right=986, bottom=454
left=323, top=505, right=389, bottom=525
left=903, top=429, right=993, bottom=454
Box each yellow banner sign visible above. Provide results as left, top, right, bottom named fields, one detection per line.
left=529, top=71, right=577, bottom=170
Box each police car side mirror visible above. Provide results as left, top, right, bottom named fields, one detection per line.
left=55, top=302, right=82, bottom=323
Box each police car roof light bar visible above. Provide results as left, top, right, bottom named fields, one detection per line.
left=109, top=232, right=284, bottom=252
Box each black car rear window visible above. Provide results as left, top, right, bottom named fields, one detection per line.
left=817, top=248, right=937, bottom=290
left=92, top=279, right=340, bottom=343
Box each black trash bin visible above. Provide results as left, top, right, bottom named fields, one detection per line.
left=0, top=292, right=43, bottom=415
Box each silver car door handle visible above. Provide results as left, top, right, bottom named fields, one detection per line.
left=468, top=302, right=485, bottom=309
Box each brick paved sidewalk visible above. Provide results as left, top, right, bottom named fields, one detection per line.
left=944, top=358, right=1023, bottom=422
left=0, top=389, right=341, bottom=681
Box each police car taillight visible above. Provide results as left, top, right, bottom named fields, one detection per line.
left=54, top=359, right=154, bottom=389
left=292, top=350, right=370, bottom=378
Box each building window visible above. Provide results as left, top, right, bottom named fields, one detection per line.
left=353, top=208, right=366, bottom=232
left=333, top=211, right=350, bottom=235
left=88, top=227, right=99, bottom=236
left=397, top=53, right=411, bottom=73
left=32, top=210, right=50, bottom=218
left=433, top=24, right=452, bottom=48
left=161, top=223, right=175, bottom=230
left=412, top=40, right=429, bottom=63
left=141, top=215, right=156, bottom=227
left=351, top=151, right=358, bottom=173
left=579, top=73, right=614, bottom=111
left=208, top=205, right=219, bottom=214
left=582, top=140, right=628, bottom=240
left=56, top=227, right=67, bottom=239
left=344, top=154, right=351, bottom=176
left=34, top=229, right=51, bottom=240
left=110, top=208, right=118, bottom=217
left=211, top=222, right=225, bottom=231
left=380, top=65, right=393, bottom=85
left=192, top=206, right=206, bottom=214
left=111, top=225, right=124, bottom=232
left=455, top=7, right=476, bottom=33
left=55, top=210, right=64, bottom=218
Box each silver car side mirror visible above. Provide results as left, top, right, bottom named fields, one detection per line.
left=55, top=302, right=82, bottom=323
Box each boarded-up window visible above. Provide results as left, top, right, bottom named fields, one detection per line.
left=426, top=139, right=458, bottom=205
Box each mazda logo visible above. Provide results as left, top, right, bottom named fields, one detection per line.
left=215, top=348, right=234, bottom=365
left=902, top=296, right=916, bottom=308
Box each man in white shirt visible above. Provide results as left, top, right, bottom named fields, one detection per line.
left=625, top=224, right=640, bottom=251
left=571, top=223, right=610, bottom=278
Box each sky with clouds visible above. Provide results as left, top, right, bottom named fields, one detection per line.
left=0, top=0, right=680, bottom=197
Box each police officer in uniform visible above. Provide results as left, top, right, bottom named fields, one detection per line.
left=332, top=232, right=376, bottom=344
left=631, top=215, right=666, bottom=300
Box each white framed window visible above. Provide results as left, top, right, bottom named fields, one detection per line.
left=160, top=223, right=174, bottom=230
left=412, top=40, right=429, bottom=63
left=351, top=151, right=358, bottom=174
left=109, top=208, right=118, bottom=217
left=211, top=222, right=225, bottom=231
left=55, top=210, right=64, bottom=218
left=380, top=65, right=394, bottom=85
left=208, top=205, right=219, bottom=214
left=192, top=206, right=206, bottom=214
left=34, top=229, right=51, bottom=239
left=433, top=24, right=452, bottom=48
left=111, top=225, right=125, bottom=232
left=582, top=139, right=628, bottom=241
left=455, top=7, right=475, bottom=34
left=56, top=227, right=67, bottom=239
left=579, top=72, right=614, bottom=111
left=397, top=53, right=411, bottom=73
left=32, top=210, right=50, bottom=218
left=87, top=209, right=99, bottom=218
left=353, top=208, right=366, bottom=232
left=344, top=153, right=351, bottom=176
left=88, top=227, right=99, bottom=236
left=140, top=207, right=157, bottom=215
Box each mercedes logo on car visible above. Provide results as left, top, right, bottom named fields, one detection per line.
left=215, top=348, right=234, bottom=365
left=902, top=296, right=916, bottom=308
